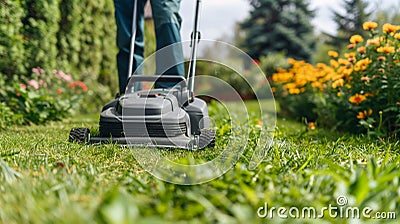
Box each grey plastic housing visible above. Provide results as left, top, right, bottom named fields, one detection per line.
left=183, top=98, right=210, bottom=135
left=99, top=90, right=209, bottom=138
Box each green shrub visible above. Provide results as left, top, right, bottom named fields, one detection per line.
left=21, top=0, right=60, bottom=72
left=1, top=0, right=118, bottom=90
left=0, top=0, right=26, bottom=78
left=0, top=102, right=23, bottom=129
left=0, top=68, right=88, bottom=125
left=258, top=52, right=289, bottom=79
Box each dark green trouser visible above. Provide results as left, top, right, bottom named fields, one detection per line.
left=114, top=0, right=185, bottom=93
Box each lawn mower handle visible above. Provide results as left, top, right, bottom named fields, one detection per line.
left=127, top=0, right=138, bottom=81
left=187, top=0, right=202, bottom=102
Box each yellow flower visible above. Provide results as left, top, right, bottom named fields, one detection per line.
left=332, top=79, right=344, bottom=89
left=288, top=88, right=301, bottom=95
left=363, top=22, right=378, bottom=30
left=338, top=58, right=349, bottom=65
left=328, top=51, right=339, bottom=58
left=357, top=109, right=373, bottom=120
left=344, top=52, right=356, bottom=58
left=311, top=81, right=322, bottom=89
left=332, top=74, right=344, bottom=81
left=284, top=83, right=297, bottom=90
left=394, top=33, right=400, bottom=40
left=382, top=23, right=398, bottom=34
left=349, top=94, right=367, bottom=106
left=377, top=46, right=395, bottom=54
left=330, top=59, right=339, bottom=68
left=342, top=67, right=353, bottom=76
left=287, top=58, right=297, bottom=65
left=350, top=35, right=364, bottom=44
left=354, top=58, right=372, bottom=71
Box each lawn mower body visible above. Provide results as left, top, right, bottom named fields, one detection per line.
left=70, top=75, right=215, bottom=149
left=94, top=75, right=213, bottom=149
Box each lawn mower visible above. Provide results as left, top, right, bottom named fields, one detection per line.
left=69, top=0, right=215, bottom=150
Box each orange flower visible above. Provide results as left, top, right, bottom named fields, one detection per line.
left=284, top=83, right=297, bottom=90
left=347, top=43, right=356, bottom=49
left=328, top=51, right=339, bottom=58
left=338, top=58, right=349, bottom=65
left=382, top=23, right=398, bottom=34
left=377, top=46, right=395, bottom=54
left=361, top=76, right=370, bottom=83
left=332, top=79, right=344, bottom=89
left=367, top=38, right=380, bottom=46
left=349, top=93, right=367, bottom=106
left=330, top=59, right=339, bottom=68
left=350, top=35, right=364, bottom=44
left=357, top=46, right=366, bottom=54
left=69, top=81, right=88, bottom=92
left=357, top=109, right=373, bottom=120
left=308, top=122, right=316, bottom=130
left=354, top=58, right=372, bottom=71
left=288, top=88, right=301, bottom=95
left=345, top=52, right=356, bottom=58
left=395, top=33, right=400, bottom=40
left=348, top=57, right=356, bottom=63
left=363, top=22, right=378, bottom=30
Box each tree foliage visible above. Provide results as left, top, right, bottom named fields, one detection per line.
left=373, top=3, right=400, bottom=26
left=240, top=0, right=317, bottom=61
left=324, top=0, right=372, bottom=48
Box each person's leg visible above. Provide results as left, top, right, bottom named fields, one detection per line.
left=150, top=0, right=185, bottom=88
left=114, top=0, right=146, bottom=94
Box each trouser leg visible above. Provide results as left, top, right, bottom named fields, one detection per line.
left=151, top=0, right=184, bottom=88
left=114, top=0, right=146, bottom=94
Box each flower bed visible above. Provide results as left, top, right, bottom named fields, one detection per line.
left=0, top=68, right=88, bottom=126
left=272, top=22, right=400, bottom=137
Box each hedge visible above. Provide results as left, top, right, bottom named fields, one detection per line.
left=1, top=0, right=118, bottom=88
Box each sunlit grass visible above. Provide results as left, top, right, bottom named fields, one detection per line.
left=0, top=99, right=399, bottom=223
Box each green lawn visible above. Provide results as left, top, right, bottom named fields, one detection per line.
left=0, top=100, right=399, bottom=223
